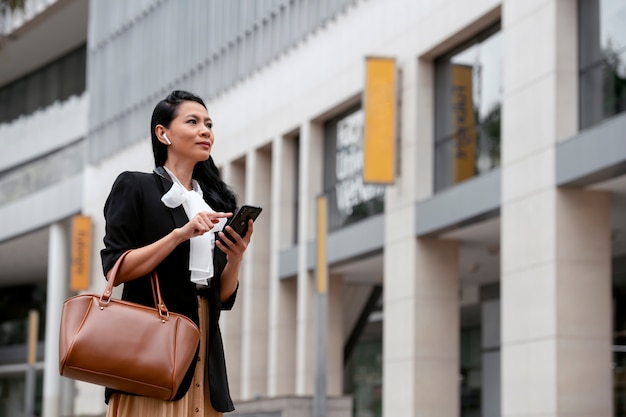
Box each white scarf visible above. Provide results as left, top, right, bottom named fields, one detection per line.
left=160, top=167, right=226, bottom=286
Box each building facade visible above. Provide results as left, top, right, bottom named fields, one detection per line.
left=1, top=0, right=625, bottom=417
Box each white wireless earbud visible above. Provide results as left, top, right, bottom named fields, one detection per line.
left=163, top=134, right=172, bottom=145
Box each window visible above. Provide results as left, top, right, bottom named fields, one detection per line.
left=343, top=287, right=383, bottom=417
left=0, top=372, right=43, bottom=417
left=324, top=107, right=385, bottom=230
left=0, top=283, right=46, bottom=350
left=613, top=256, right=626, bottom=417
left=579, top=0, right=626, bottom=129
left=460, top=324, right=481, bottom=417
left=293, top=135, right=300, bottom=245
left=0, top=45, right=86, bottom=124
left=434, top=25, right=502, bottom=192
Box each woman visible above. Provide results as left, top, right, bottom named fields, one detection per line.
left=101, top=90, right=251, bottom=416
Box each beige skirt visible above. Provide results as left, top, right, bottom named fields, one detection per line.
left=106, top=297, right=221, bottom=417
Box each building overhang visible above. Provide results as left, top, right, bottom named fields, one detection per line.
left=0, top=0, right=88, bottom=87
left=557, top=113, right=626, bottom=188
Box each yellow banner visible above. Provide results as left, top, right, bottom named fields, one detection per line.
left=363, top=57, right=396, bottom=184
left=70, top=215, right=92, bottom=291
left=27, top=310, right=39, bottom=365
left=451, top=64, right=476, bottom=182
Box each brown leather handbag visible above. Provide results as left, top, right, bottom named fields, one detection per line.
left=59, top=250, right=200, bottom=401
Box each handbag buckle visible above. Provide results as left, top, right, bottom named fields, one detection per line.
left=99, top=291, right=112, bottom=307
left=158, top=304, right=169, bottom=322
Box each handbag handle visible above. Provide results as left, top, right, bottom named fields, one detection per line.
left=99, top=250, right=170, bottom=322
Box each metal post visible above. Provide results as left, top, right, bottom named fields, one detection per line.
left=43, top=222, right=68, bottom=417
left=313, top=196, right=328, bottom=417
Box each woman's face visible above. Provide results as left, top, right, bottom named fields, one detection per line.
left=162, top=100, right=214, bottom=164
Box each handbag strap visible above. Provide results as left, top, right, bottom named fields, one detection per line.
left=99, top=250, right=170, bottom=321
left=150, top=270, right=169, bottom=321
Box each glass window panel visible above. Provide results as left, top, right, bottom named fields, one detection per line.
left=343, top=288, right=383, bottom=417
left=0, top=373, right=25, bottom=417
left=579, top=0, right=626, bottom=129
left=460, top=326, right=482, bottom=417
left=600, top=0, right=626, bottom=54
left=324, top=107, right=385, bottom=230
left=0, top=45, right=86, bottom=124
left=434, top=25, right=502, bottom=192
left=293, top=135, right=300, bottom=245
left=346, top=339, right=382, bottom=417
left=0, top=283, right=46, bottom=349
left=42, top=64, right=61, bottom=106
left=613, top=255, right=626, bottom=417
left=0, top=371, right=43, bottom=417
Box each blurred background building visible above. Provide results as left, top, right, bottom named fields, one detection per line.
left=0, top=0, right=625, bottom=417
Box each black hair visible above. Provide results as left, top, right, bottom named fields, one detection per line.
left=150, top=90, right=237, bottom=212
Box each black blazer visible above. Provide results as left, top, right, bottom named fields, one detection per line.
left=100, top=168, right=237, bottom=412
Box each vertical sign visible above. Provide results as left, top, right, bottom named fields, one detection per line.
left=70, top=215, right=92, bottom=291
left=27, top=310, right=39, bottom=365
left=313, top=195, right=328, bottom=417
left=451, top=64, right=476, bottom=183
left=363, top=56, right=396, bottom=184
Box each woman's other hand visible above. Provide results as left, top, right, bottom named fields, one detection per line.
left=216, top=219, right=254, bottom=263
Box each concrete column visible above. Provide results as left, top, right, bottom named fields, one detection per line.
left=271, top=279, right=298, bottom=396
left=297, top=272, right=317, bottom=395
left=240, top=148, right=272, bottom=399
left=384, top=237, right=459, bottom=417
left=73, top=379, right=107, bottom=416
left=221, top=162, right=244, bottom=399
left=268, top=135, right=298, bottom=396
left=555, top=189, right=611, bottom=415
left=384, top=53, right=459, bottom=417
left=295, top=121, right=313, bottom=395
left=240, top=152, right=254, bottom=399
left=501, top=189, right=611, bottom=417
left=43, top=222, right=68, bottom=417
left=327, top=274, right=344, bottom=396
left=296, top=121, right=324, bottom=395
left=501, top=2, right=611, bottom=416
left=267, top=136, right=283, bottom=397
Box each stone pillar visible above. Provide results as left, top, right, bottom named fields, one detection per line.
left=501, top=188, right=611, bottom=417
left=384, top=54, right=459, bottom=416
left=384, top=237, right=459, bottom=417
left=556, top=189, right=612, bottom=415
left=327, top=273, right=344, bottom=396
left=240, top=149, right=272, bottom=399
left=296, top=121, right=324, bottom=395
left=221, top=162, right=244, bottom=398
left=43, top=222, right=68, bottom=417
left=268, top=135, right=298, bottom=396
left=501, top=2, right=612, bottom=416
left=270, top=278, right=298, bottom=396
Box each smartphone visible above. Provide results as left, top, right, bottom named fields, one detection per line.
left=220, top=205, right=262, bottom=241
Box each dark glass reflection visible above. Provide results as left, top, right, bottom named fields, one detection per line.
left=324, top=107, right=385, bottom=230
left=0, top=45, right=86, bottom=124
left=0, top=283, right=46, bottom=349
left=614, top=255, right=626, bottom=417
left=579, top=0, right=626, bottom=129
left=434, top=25, right=501, bottom=192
